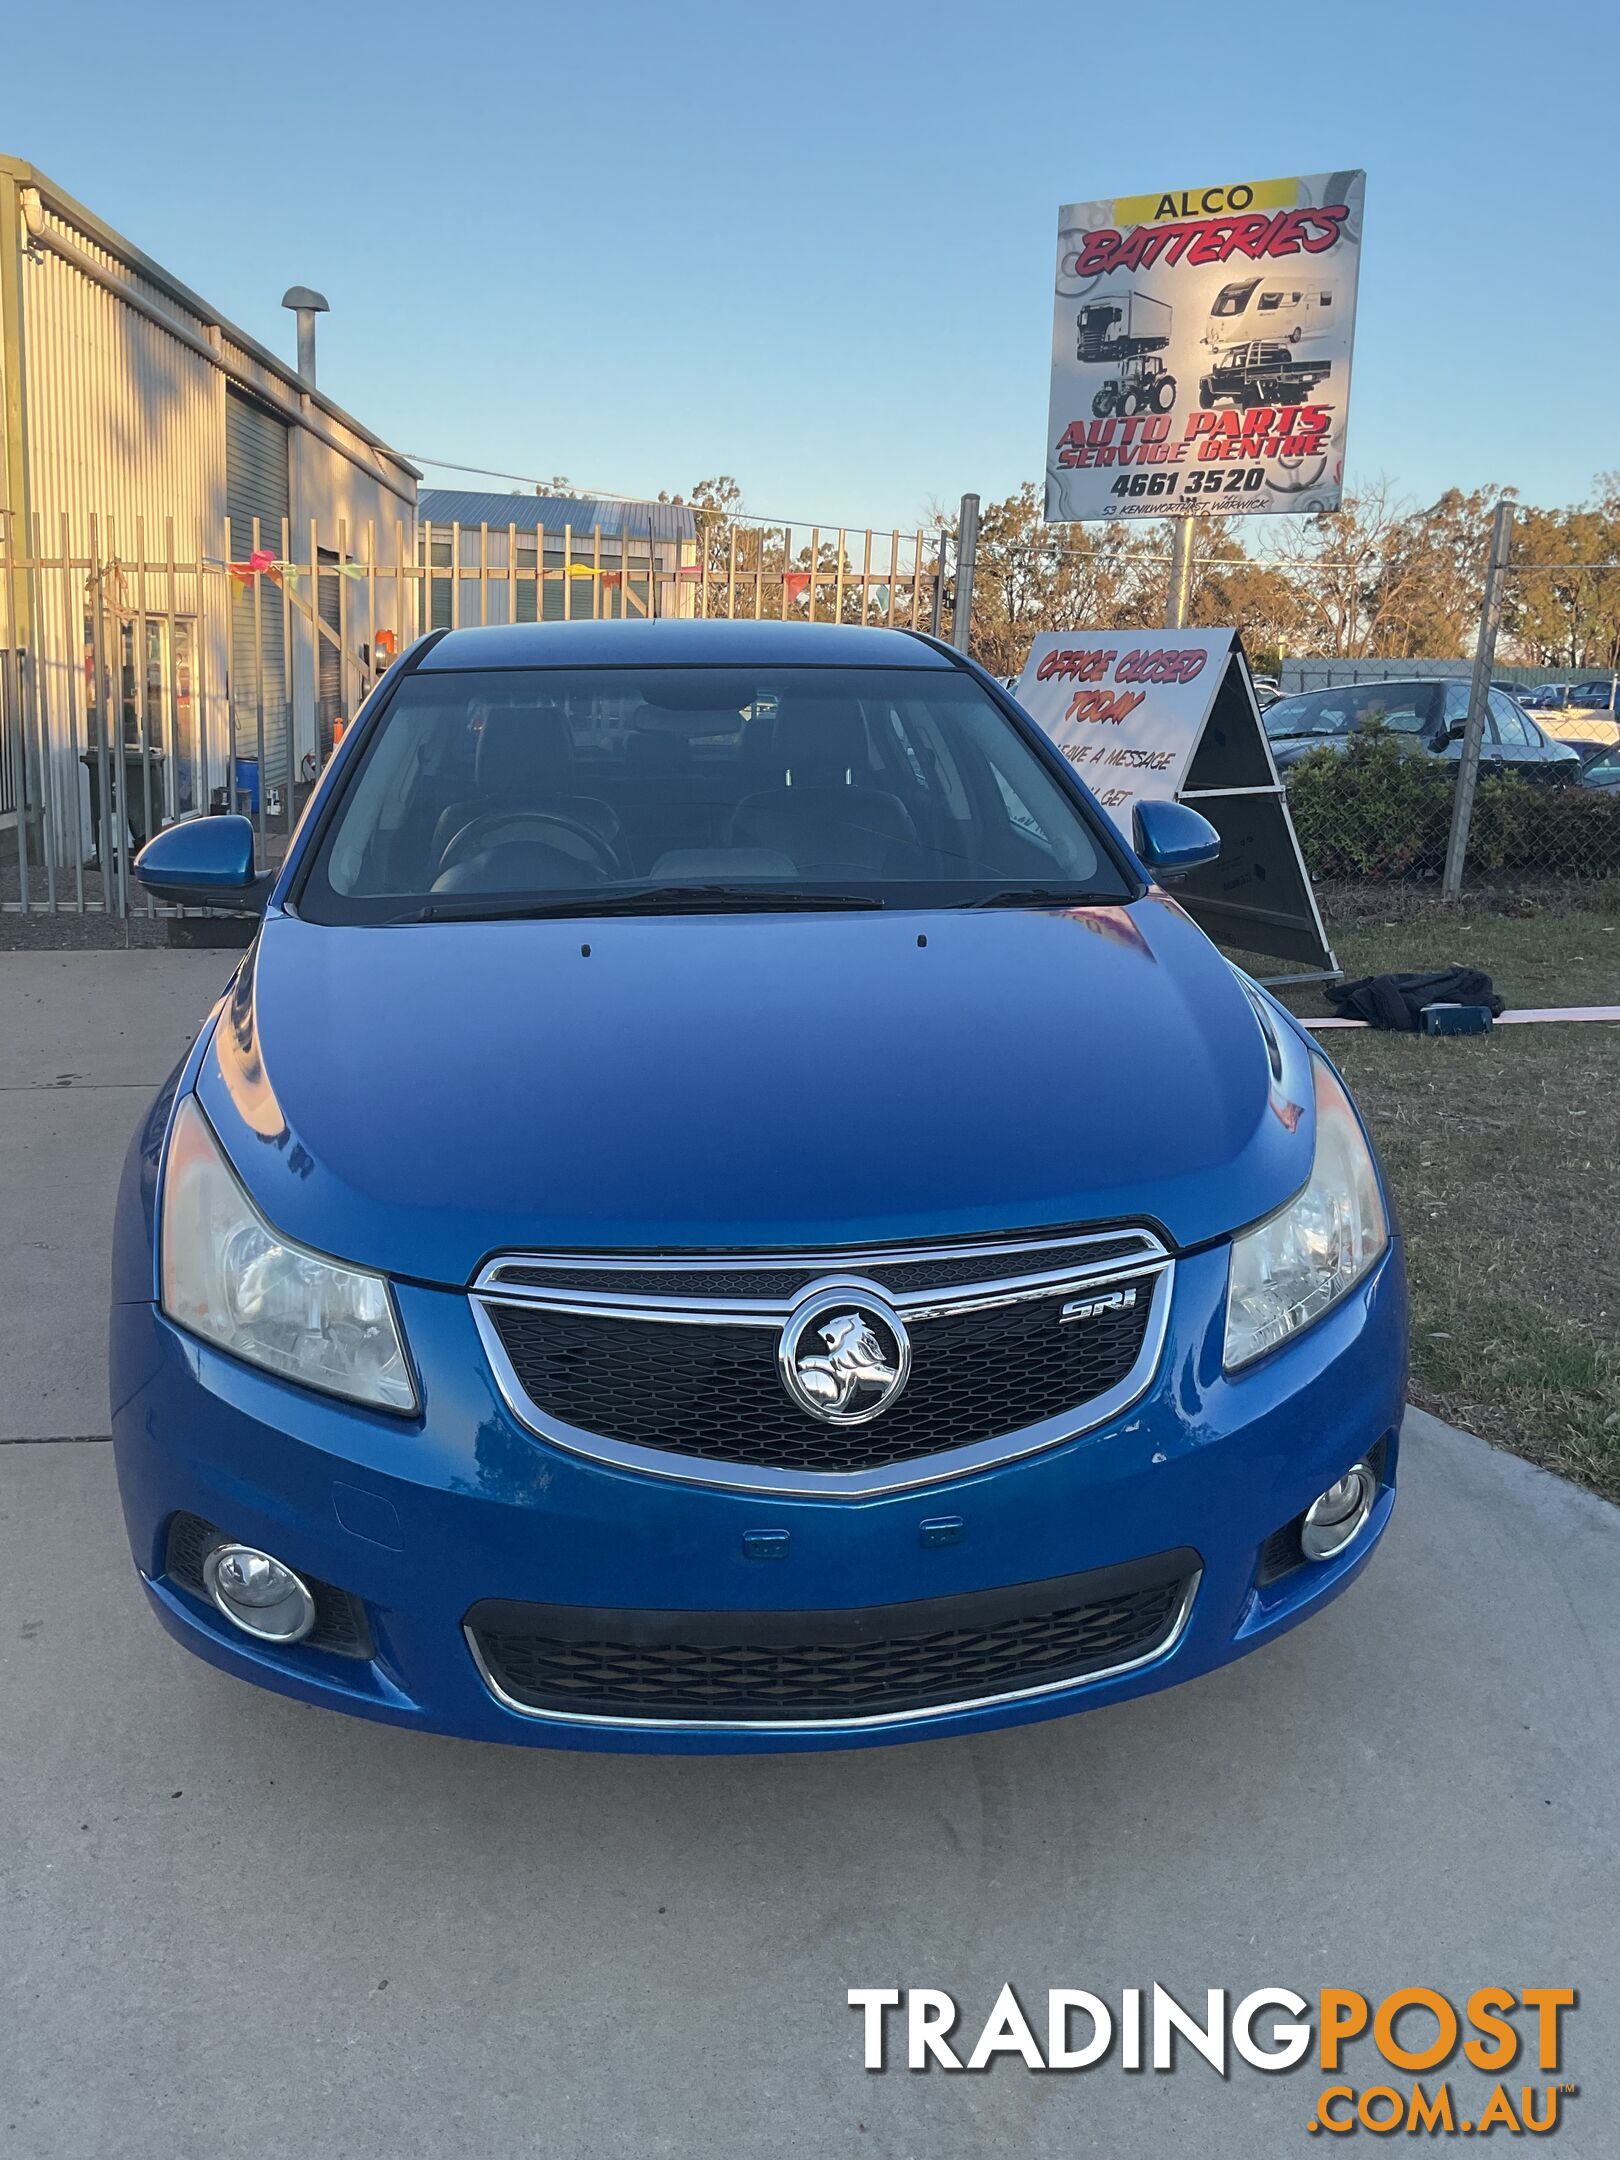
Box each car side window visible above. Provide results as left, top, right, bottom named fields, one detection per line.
left=1366, top=697, right=1428, bottom=735
left=1280, top=695, right=1353, bottom=735
left=1488, top=692, right=1532, bottom=746
left=1440, top=684, right=1503, bottom=742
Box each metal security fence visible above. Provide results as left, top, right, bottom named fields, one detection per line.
left=1, top=510, right=954, bottom=916
left=0, top=512, right=412, bottom=916
left=691, top=521, right=950, bottom=631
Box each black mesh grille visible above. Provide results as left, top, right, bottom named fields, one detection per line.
left=485, top=1281, right=1158, bottom=1474
left=1255, top=1521, right=1303, bottom=1587
left=164, top=1512, right=373, bottom=1659
left=487, top=1236, right=1150, bottom=1304
left=468, top=1556, right=1195, bottom=1721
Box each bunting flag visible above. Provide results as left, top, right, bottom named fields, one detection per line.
left=783, top=571, right=812, bottom=601
left=228, top=547, right=277, bottom=588
left=229, top=555, right=374, bottom=589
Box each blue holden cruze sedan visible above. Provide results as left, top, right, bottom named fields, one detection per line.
left=112, top=620, right=1406, bottom=1755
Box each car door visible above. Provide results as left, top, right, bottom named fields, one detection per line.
left=1487, top=690, right=1543, bottom=775
left=1438, top=683, right=1506, bottom=771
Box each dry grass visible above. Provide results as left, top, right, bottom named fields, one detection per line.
left=1265, top=908, right=1620, bottom=1501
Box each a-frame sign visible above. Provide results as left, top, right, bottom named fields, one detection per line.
left=1012, top=629, right=1336, bottom=979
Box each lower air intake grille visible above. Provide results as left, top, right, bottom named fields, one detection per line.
left=466, top=1552, right=1197, bottom=1723
left=164, top=1512, right=373, bottom=1659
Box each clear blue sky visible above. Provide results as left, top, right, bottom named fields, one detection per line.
left=5, top=0, right=1614, bottom=531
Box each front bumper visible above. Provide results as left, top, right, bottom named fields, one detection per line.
left=110, top=1240, right=1407, bottom=1754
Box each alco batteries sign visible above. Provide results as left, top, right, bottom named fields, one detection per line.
left=1044, top=173, right=1365, bottom=522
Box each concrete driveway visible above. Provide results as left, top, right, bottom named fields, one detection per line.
left=2, top=949, right=1617, bottom=2159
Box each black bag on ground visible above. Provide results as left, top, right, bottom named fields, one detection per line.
left=1324, top=968, right=1505, bottom=1031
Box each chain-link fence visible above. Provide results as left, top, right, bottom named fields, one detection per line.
left=1262, top=511, right=1620, bottom=914
left=1282, top=724, right=1620, bottom=914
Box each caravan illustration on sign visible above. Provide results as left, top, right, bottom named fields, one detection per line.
left=1205, top=276, right=1339, bottom=350
left=1047, top=172, right=1365, bottom=521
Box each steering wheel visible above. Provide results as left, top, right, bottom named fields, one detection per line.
left=437, top=810, right=620, bottom=879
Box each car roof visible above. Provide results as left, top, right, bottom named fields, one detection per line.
left=1279, top=678, right=1442, bottom=700
left=416, top=619, right=957, bottom=672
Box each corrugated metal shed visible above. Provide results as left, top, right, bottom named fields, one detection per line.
left=1, top=154, right=419, bottom=491
left=418, top=489, right=696, bottom=542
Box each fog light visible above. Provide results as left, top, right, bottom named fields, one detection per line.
left=1301, top=1460, right=1377, bottom=1562
left=202, top=1542, right=317, bottom=1643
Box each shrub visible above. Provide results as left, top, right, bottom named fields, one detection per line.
left=1284, top=729, right=1620, bottom=883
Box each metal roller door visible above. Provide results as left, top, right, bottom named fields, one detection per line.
left=226, top=388, right=290, bottom=806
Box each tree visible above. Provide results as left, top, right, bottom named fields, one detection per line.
left=1260, top=480, right=1414, bottom=659
left=1505, top=486, right=1620, bottom=670
left=1188, top=530, right=1308, bottom=668
left=1361, top=486, right=1499, bottom=657
left=966, top=483, right=1162, bottom=676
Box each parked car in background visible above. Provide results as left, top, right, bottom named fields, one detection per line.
left=1509, top=683, right=1618, bottom=745
left=111, top=619, right=1406, bottom=1756
left=1568, top=679, right=1619, bottom=713
left=1264, top=679, right=1582, bottom=780
left=1250, top=675, right=1281, bottom=710
left=1578, top=742, right=1620, bottom=789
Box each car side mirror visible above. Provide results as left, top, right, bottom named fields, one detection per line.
left=134, top=815, right=268, bottom=914
left=1131, top=799, right=1220, bottom=883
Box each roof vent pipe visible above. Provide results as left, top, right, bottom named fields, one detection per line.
left=280, top=286, right=329, bottom=388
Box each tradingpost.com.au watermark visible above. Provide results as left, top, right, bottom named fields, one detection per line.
left=849, top=1985, right=1579, bottom=2137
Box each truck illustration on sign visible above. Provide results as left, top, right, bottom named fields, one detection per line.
left=1075, top=292, right=1177, bottom=417
left=1198, top=339, right=1334, bottom=411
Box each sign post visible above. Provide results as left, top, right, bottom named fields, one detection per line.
left=951, top=493, right=980, bottom=653
left=1442, top=499, right=1515, bottom=901
left=1013, top=630, right=1336, bottom=979
left=1166, top=520, right=1196, bottom=628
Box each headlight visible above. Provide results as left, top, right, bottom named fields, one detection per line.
left=1224, top=1058, right=1388, bottom=1371
left=161, top=1096, right=417, bottom=1412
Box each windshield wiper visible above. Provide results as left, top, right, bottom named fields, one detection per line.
left=958, top=886, right=1124, bottom=910
left=399, top=884, right=886, bottom=923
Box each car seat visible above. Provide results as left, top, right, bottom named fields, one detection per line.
left=729, top=700, right=918, bottom=876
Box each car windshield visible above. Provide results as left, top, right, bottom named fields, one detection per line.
left=297, top=663, right=1131, bottom=922
left=1264, top=684, right=1438, bottom=739
left=1211, top=280, right=1258, bottom=317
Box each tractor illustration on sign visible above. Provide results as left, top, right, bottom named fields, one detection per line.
left=1075, top=292, right=1177, bottom=418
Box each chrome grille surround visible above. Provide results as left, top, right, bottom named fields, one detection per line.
left=471, top=1228, right=1174, bottom=1497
